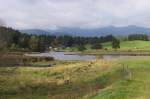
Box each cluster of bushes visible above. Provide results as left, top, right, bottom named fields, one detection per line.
left=77, top=38, right=120, bottom=51
left=0, top=53, right=54, bottom=67
left=22, top=56, right=54, bottom=63
left=91, top=43, right=104, bottom=50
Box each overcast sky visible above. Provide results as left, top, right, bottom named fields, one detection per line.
left=0, top=0, right=150, bottom=29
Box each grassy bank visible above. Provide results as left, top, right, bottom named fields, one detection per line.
left=81, top=40, right=150, bottom=55
left=65, top=40, right=150, bottom=53
left=0, top=60, right=118, bottom=99
left=92, top=57, right=150, bottom=99
left=0, top=56, right=150, bottom=99
left=103, top=40, right=150, bottom=51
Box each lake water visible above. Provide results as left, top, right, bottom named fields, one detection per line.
left=25, top=52, right=150, bottom=61
left=25, top=52, right=96, bottom=61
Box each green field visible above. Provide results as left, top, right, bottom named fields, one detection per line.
left=93, top=57, right=150, bottom=99
left=0, top=56, right=150, bottom=99
left=103, top=40, right=150, bottom=51
left=65, top=40, right=150, bottom=52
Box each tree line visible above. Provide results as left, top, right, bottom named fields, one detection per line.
left=0, top=26, right=149, bottom=52
left=128, top=34, right=149, bottom=41
left=0, top=26, right=117, bottom=52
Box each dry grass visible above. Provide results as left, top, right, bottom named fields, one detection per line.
left=0, top=59, right=118, bottom=99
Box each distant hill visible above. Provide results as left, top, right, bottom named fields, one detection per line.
left=20, top=25, right=150, bottom=37
left=20, top=29, right=51, bottom=35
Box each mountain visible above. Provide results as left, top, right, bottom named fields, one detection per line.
left=20, top=25, right=150, bottom=37
left=20, top=29, right=51, bottom=35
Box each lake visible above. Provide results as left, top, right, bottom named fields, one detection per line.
left=25, top=52, right=96, bottom=61
left=25, top=52, right=150, bottom=61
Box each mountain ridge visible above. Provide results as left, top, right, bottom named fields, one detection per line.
left=20, top=25, right=150, bottom=37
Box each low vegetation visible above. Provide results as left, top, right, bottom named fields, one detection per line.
left=0, top=57, right=149, bottom=99
left=0, top=53, right=54, bottom=67
left=93, top=57, right=150, bottom=99
left=103, top=40, right=150, bottom=51
left=0, top=59, right=118, bottom=99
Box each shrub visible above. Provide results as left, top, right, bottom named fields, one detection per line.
left=77, top=45, right=86, bottom=51
left=91, top=43, right=103, bottom=49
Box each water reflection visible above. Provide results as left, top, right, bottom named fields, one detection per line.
left=25, top=52, right=96, bottom=61
left=25, top=52, right=150, bottom=61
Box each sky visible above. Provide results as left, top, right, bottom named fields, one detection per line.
left=0, top=0, right=150, bottom=29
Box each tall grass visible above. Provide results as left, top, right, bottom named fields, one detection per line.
left=0, top=59, right=119, bottom=99
left=93, top=57, right=150, bottom=99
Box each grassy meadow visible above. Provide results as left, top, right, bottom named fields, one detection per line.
left=93, top=57, right=150, bottom=99
left=0, top=56, right=150, bottom=99
left=66, top=40, right=150, bottom=52
left=0, top=40, right=150, bottom=99
left=103, top=40, right=150, bottom=51
left=0, top=60, right=118, bottom=99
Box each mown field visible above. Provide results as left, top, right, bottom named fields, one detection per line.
left=103, top=40, right=150, bottom=51
left=83, top=41, right=150, bottom=55
left=0, top=56, right=150, bottom=99
left=66, top=40, right=150, bottom=52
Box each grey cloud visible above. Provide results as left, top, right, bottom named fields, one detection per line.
left=0, top=0, right=150, bottom=29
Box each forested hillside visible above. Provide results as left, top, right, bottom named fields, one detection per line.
left=0, top=26, right=149, bottom=52
left=0, top=26, right=116, bottom=52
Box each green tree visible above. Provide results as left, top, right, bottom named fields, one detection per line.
left=77, top=45, right=86, bottom=51
left=91, top=43, right=103, bottom=49
left=38, top=36, right=47, bottom=52
left=29, top=36, right=39, bottom=51
left=112, top=38, right=120, bottom=49
left=19, top=34, right=30, bottom=48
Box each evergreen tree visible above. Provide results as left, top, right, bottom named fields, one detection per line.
left=112, top=38, right=120, bottom=49
left=29, top=35, right=39, bottom=51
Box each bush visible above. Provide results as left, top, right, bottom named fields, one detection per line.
left=23, top=56, right=54, bottom=63
left=91, top=43, right=103, bottom=49
left=43, top=57, right=54, bottom=61
left=77, top=45, right=86, bottom=51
